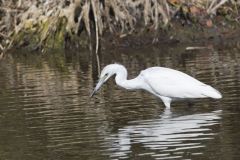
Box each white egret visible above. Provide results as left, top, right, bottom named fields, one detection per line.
left=90, top=64, right=222, bottom=108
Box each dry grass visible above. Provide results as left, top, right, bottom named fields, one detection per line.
left=0, top=0, right=239, bottom=54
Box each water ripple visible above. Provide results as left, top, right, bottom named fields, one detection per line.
left=0, top=44, right=240, bottom=160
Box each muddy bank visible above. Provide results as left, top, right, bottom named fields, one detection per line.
left=4, top=24, right=240, bottom=57
left=1, top=0, right=240, bottom=54
left=102, top=22, right=240, bottom=50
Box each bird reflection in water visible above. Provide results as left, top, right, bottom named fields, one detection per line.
left=102, top=109, right=222, bottom=159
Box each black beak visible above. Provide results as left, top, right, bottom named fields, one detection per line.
left=90, top=76, right=106, bottom=98
left=90, top=88, right=97, bottom=97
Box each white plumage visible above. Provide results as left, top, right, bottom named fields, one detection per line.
left=91, top=64, right=222, bottom=108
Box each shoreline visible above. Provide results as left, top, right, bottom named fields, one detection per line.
left=1, top=1, right=239, bottom=54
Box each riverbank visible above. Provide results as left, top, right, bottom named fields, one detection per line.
left=102, top=22, right=240, bottom=50
left=1, top=0, right=240, bottom=54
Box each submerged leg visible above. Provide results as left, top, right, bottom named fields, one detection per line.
left=161, top=107, right=172, bottom=119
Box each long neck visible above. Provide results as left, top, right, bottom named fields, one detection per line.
left=115, top=66, right=141, bottom=90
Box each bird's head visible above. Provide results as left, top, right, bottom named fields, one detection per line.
left=90, top=64, right=125, bottom=97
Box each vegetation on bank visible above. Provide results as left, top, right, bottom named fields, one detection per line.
left=0, top=0, right=240, bottom=54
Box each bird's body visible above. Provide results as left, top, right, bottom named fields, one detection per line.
left=91, top=64, right=222, bottom=108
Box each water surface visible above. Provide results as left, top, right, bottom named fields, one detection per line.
left=0, top=43, right=239, bottom=160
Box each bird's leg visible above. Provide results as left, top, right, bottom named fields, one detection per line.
left=163, top=101, right=171, bottom=109
left=159, top=96, right=172, bottom=109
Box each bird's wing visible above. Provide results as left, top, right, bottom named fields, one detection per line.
left=140, top=67, right=211, bottom=99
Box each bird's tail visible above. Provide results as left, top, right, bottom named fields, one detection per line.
left=202, top=85, right=222, bottom=99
